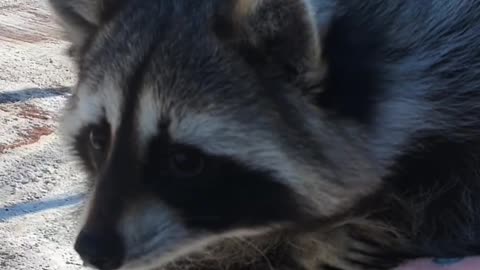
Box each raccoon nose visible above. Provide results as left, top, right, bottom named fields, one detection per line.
left=74, top=229, right=124, bottom=270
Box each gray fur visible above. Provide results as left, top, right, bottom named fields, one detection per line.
left=50, top=0, right=480, bottom=269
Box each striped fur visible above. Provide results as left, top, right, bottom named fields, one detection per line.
left=50, top=0, right=480, bottom=269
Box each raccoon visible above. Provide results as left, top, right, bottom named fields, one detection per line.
left=49, top=0, right=480, bottom=269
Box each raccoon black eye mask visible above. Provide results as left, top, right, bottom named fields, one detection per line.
left=50, top=0, right=480, bottom=269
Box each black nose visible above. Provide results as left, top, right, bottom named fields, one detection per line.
left=74, top=229, right=125, bottom=270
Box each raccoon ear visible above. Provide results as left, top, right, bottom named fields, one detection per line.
left=49, top=0, right=101, bottom=48
left=49, top=0, right=120, bottom=57
left=216, top=0, right=326, bottom=90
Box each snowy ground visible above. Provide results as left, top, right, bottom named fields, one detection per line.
left=0, top=1, right=86, bottom=269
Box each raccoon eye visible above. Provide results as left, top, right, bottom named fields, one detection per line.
left=89, top=126, right=109, bottom=151
left=169, top=149, right=205, bottom=178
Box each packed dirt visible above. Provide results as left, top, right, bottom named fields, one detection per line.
left=0, top=1, right=86, bottom=269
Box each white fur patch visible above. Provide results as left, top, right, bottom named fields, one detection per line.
left=60, top=75, right=123, bottom=145
left=136, top=85, right=165, bottom=148
left=60, top=83, right=103, bottom=142
left=101, top=75, right=124, bottom=131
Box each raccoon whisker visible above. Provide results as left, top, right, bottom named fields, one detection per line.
left=231, top=237, right=275, bottom=270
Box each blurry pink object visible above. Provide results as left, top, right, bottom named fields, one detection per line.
left=395, top=257, right=480, bottom=270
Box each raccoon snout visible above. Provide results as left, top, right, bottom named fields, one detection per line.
left=74, top=229, right=125, bottom=270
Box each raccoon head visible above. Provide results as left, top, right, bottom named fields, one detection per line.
left=51, top=0, right=382, bottom=269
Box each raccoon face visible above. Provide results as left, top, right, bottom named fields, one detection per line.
left=51, top=0, right=382, bottom=269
